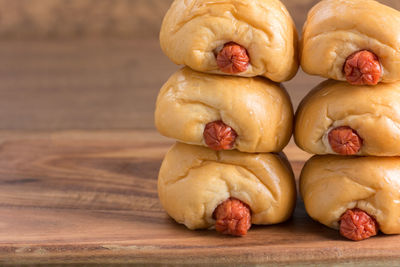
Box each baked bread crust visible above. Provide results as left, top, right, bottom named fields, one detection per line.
left=301, top=0, right=400, bottom=83
left=160, top=0, right=298, bottom=81
left=158, top=142, right=296, bottom=230
left=300, top=155, right=400, bottom=234
left=295, top=80, right=400, bottom=156
left=155, top=67, right=293, bottom=153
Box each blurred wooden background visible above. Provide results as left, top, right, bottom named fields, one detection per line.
left=0, top=0, right=398, bottom=39
left=0, top=0, right=398, bottom=131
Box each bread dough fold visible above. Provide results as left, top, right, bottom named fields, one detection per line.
left=156, top=67, right=293, bottom=153
left=295, top=80, right=400, bottom=156
left=160, top=0, right=299, bottom=82
left=301, top=0, right=400, bottom=83
left=158, top=142, right=296, bottom=230
left=300, top=155, right=400, bottom=234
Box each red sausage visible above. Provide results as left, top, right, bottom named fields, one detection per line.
left=340, top=208, right=379, bottom=241
left=203, top=120, right=237, bottom=151
left=213, top=197, right=251, bottom=237
left=328, top=126, right=363, bottom=155
left=216, top=42, right=250, bottom=74
left=344, top=50, right=382, bottom=85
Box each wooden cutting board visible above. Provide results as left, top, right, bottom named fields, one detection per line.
left=1, top=130, right=400, bottom=265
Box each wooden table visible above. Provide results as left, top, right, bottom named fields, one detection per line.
left=1, top=1, right=400, bottom=264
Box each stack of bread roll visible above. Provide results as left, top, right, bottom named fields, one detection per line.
left=155, top=0, right=298, bottom=236
left=295, top=0, right=400, bottom=241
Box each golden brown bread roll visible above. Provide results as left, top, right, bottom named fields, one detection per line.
left=300, top=155, right=400, bottom=235
left=155, top=67, right=293, bottom=153
left=294, top=80, right=400, bottom=156
left=301, top=0, right=400, bottom=84
left=160, top=0, right=298, bottom=82
left=158, top=142, right=296, bottom=231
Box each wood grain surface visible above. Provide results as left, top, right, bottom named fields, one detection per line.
left=2, top=130, right=400, bottom=266
left=1, top=0, right=400, bottom=265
